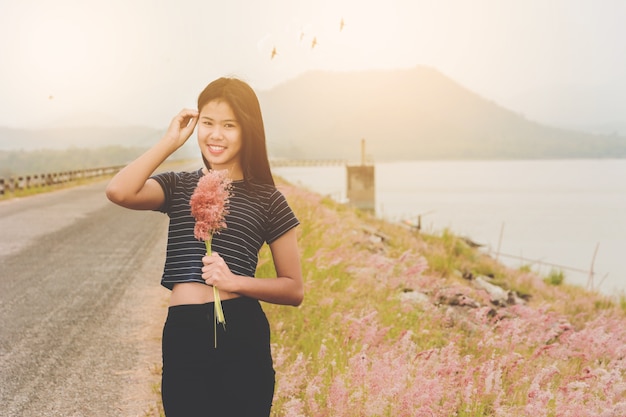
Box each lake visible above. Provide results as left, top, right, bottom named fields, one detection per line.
left=273, top=159, right=626, bottom=296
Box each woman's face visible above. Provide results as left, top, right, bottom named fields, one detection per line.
left=197, top=99, right=243, bottom=179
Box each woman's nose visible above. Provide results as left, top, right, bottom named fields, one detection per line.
left=209, top=126, right=223, bottom=140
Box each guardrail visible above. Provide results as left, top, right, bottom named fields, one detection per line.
left=0, top=165, right=124, bottom=196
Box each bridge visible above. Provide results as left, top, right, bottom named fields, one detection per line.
left=269, top=159, right=349, bottom=167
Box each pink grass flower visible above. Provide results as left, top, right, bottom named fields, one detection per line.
left=190, top=170, right=232, bottom=241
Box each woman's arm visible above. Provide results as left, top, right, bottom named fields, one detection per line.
left=201, top=228, right=304, bottom=306
left=106, top=109, right=198, bottom=210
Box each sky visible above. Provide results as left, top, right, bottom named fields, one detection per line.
left=1, top=0, right=625, bottom=131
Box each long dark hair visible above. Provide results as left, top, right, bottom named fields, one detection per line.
left=197, top=77, right=274, bottom=186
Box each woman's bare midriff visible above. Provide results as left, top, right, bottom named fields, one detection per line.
left=169, top=282, right=241, bottom=306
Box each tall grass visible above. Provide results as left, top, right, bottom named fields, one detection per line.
left=259, top=181, right=626, bottom=416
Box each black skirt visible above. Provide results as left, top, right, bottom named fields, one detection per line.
left=161, top=297, right=275, bottom=417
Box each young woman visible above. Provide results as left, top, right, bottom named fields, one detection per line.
left=106, top=77, right=303, bottom=416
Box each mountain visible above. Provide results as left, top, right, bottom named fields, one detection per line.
left=258, top=67, right=626, bottom=161
left=2, top=66, right=625, bottom=162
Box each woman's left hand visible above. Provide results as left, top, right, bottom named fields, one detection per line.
left=201, top=252, right=238, bottom=292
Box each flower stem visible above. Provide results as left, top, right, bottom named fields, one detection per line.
left=205, top=238, right=226, bottom=348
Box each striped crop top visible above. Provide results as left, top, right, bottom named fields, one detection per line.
left=151, top=168, right=300, bottom=290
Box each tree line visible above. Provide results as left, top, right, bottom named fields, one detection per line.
left=0, top=146, right=146, bottom=178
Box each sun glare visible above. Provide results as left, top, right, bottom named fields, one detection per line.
left=6, top=1, right=144, bottom=125
left=21, top=11, right=95, bottom=91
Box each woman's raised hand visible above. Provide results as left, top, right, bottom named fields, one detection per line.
left=106, top=108, right=198, bottom=210
left=165, top=108, right=199, bottom=148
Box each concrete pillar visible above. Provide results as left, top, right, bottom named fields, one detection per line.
left=346, top=139, right=375, bottom=214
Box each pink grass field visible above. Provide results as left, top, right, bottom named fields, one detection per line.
left=261, top=181, right=626, bottom=417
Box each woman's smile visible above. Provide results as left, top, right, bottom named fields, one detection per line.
left=208, top=144, right=226, bottom=155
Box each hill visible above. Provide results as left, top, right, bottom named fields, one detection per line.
left=0, top=126, right=196, bottom=176
left=258, top=67, right=626, bottom=161
left=0, top=125, right=164, bottom=151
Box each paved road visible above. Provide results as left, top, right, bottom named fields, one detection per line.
left=0, top=181, right=170, bottom=416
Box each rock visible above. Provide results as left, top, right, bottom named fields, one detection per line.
left=474, top=276, right=526, bottom=307
left=436, top=291, right=480, bottom=308
left=399, top=289, right=430, bottom=305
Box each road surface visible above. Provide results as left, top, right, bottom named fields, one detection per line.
left=0, top=181, right=170, bottom=416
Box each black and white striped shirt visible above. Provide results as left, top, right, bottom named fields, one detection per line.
left=152, top=169, right=299, bottom=290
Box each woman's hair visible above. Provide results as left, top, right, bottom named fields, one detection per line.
left=197, top=77, right=274, bottom=186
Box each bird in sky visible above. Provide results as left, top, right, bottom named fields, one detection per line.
left=270, top=47, right=278, bottom=59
